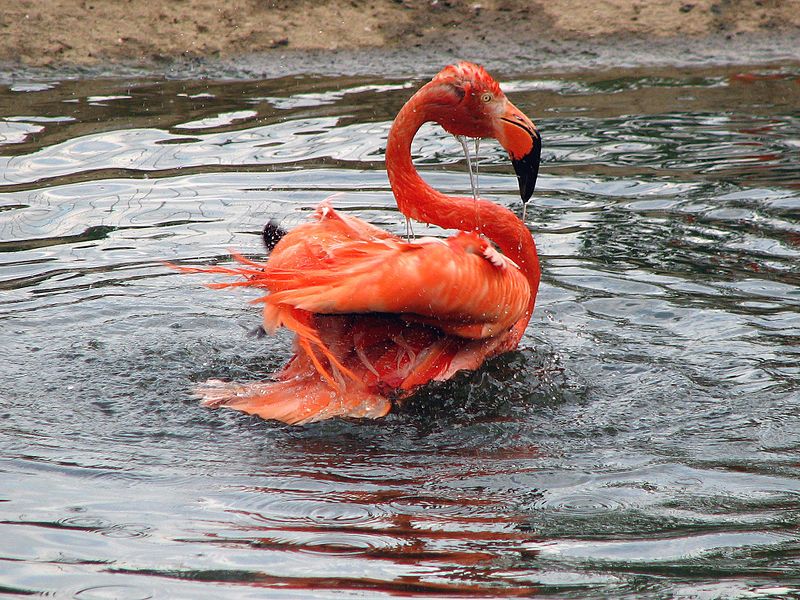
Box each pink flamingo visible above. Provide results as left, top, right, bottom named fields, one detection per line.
left=177, top=62, right=541, bottom=424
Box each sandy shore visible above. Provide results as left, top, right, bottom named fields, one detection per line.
left=1, top=0, right=799, bottom=76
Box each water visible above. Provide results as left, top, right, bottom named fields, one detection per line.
left=1, top=64, right=799, bottom=598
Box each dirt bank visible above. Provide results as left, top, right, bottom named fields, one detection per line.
left=2, top=0, right=799, bottom=72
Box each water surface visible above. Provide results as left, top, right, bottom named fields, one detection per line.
left=1, top=64, right=799, bottom=598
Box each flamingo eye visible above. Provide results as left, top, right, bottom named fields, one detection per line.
left=481, top=92, right=493, bottom=103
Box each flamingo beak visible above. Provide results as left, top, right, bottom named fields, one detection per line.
left=497, top=101, right=541, bottom=203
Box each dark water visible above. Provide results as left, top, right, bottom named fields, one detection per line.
left=1, top=64, right=799, bottom=598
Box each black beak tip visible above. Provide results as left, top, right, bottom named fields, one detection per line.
left=512, top=142, right=541, bottom=204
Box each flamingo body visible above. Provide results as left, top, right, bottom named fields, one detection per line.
left=179, top=62, right=542, bottom=424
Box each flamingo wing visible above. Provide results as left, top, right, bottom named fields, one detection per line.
left=259, top=230, right=530, bottom=340
left=191, top=311, right=512, bottom=425
left=172, top=205, right=531, bottom=423
left=264, top=201, right=397, bottom=276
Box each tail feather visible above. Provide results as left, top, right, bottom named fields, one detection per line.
left=195, top=377, right=391, bottom=425
left=399, top=338, right=458, bottom=390
left=262, top=221, right=287, bottom=251
left=167, top=258, right=267, bottom=288
left=263, top=305, right=359, bottom=388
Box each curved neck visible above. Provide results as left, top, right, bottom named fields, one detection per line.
left=385, top=83, right=541, bottom=306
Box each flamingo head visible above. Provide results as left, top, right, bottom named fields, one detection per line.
left=422, top=62, right=541, bottom=203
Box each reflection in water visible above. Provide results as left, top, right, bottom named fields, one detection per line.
left=0, top=65, right=799, bottom=597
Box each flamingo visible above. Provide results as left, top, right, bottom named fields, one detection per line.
left=177, top=62, right=541, bottom=424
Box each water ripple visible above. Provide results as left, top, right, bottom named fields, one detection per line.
left=1, top=66, right=799, bottom=598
